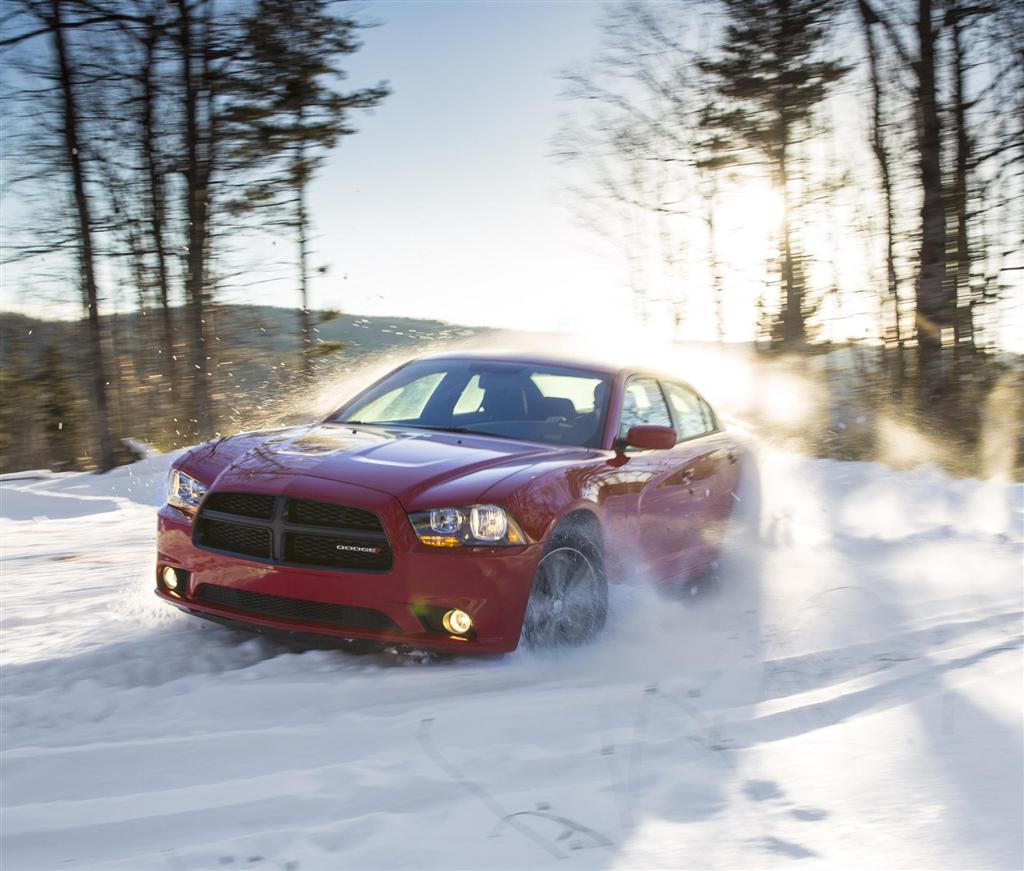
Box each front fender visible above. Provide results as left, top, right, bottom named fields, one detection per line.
left=481, top=455, right=612, bottom=546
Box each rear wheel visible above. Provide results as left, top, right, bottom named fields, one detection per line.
left=521, top=536, right=607, bottom=648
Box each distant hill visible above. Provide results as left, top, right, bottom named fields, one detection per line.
left=0, top=305, right=492, bottom=472
left=0, top=305, right=489, bottom=367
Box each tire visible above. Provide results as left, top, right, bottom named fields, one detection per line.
left=679, top=561, right=721, bottom=600
left=521, top=531, right=607, bottom=649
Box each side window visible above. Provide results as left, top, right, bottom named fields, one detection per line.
left=663, top=382, right=715, bottom=441
left=618, top=377, right=672, bottom=440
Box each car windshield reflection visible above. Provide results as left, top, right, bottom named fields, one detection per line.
left=331, top=359, right=611, bottom=449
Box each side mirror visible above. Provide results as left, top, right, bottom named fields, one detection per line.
left=623, top=424, right=676, bottom=451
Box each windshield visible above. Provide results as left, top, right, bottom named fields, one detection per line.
left=331, top=359, right=611, bottom=448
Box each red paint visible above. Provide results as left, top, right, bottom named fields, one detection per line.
left=156, top=353, right=746, bottom=654
left=624, top=424, right=677, bottom=451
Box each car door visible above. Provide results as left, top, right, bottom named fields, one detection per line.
left=597, top=375, right=693, bottom=584
left=661, top=381, right=738, bottom=574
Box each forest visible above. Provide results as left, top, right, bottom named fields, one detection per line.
left=0, top=0, right=1021, bottom=475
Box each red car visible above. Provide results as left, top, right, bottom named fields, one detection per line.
left=156, top=352, right=748, bottom=654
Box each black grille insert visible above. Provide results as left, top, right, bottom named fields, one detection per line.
left=284, top=532, right=392, bottom=570
left=196, top=518, right=272, bottom=559
left=288, top=498, right=383, bottom=532
left=193, top=493, right=391, bottom=572
left=204, top=492, right=276, bottom=519
left=195, top=584, right=399, bottom=631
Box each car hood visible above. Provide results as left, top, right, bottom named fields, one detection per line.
left=182, top=423, right=588, bottom=509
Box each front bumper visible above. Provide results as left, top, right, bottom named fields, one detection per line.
left=155, top=482, right=541, bottom=655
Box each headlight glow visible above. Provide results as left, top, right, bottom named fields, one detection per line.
left=442, top=609, right=474, bottom=635
left=167, top=469, right=208, bottom=514
left=161, top=566, right=180, bottom=590
left=469, top=505, right=508, bottom=541
left=409, top=504, right=526, bottom=548
left=429, top=508, right=463, bottom=535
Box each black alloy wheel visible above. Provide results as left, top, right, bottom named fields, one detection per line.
left=522, top=541, right=607, bottom=648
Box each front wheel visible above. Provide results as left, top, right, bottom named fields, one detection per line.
left=521, top=540, right=607, bottom=649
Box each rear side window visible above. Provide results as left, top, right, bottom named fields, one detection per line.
left=662, top=382, right=715, bottom=441
left=618, top=377, right=672, bottom=439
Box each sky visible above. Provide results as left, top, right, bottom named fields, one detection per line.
left=251, top=0, right=633, bottom=335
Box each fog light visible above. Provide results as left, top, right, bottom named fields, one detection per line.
left=442, top=608, right=473, bottom=636
left=161, top=566, right=180, bottom=591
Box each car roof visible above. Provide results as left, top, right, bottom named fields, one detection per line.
left=413, top=349, right=628, bottom=378
left=412, top=350, right=701, bottom=389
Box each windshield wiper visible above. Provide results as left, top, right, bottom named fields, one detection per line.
left=332, top=421, right=482, bottom=436
left=423, top=426, right=479, bottom=435
left=384, top=423, right=480, bottom=435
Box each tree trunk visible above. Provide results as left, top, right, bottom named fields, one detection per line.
left=859, top=2, right=904, bottom=393
left=776, top=135, right=805, bottom=347
left=914, top=0, right=950, bottom=404
left=127, top=222, right=154, bottom=394
left=200, top=1, right=219, bottom=415
left=705, top=181, right=725, bottom=343
left=950, top=14, right=975, bottom=355
left=51, top=0, right=116, bottom=471
left=179, top=0, right=212, bottom=438
left=295, top=127, right=314, bottom=381
left=141, top=22, right=177, bottom=407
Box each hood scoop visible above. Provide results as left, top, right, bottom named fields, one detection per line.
left=263, top=426, right=397, bottom=457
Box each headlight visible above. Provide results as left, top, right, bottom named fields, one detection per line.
left=167, top=469, right=208, bottom=514
left=408, top=504, right=527, bottom=548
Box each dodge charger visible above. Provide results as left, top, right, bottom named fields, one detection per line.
left=155, top=352, right=748, bottom=653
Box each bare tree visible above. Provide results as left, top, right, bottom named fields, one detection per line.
left=3, top=0, right=120, bottom=469
left=858, top=0, right=905, bottom=389
left=556, top=3, right=711, bottom=334
left=914, top=0, right=949, bottom=401
left=700, top=0, right=848, bottom=348
left=176, top=0, right=215, bottom=437
left=137, top=6, right=177, bottom=401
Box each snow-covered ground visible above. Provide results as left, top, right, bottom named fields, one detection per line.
left=1, top=448, right=1021, bottom=870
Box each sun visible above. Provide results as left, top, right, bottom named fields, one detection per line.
left=708, top=176, right=877, bottom=344
left=714, top=182, right=786, bottom=243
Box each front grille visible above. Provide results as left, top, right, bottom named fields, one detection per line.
left=204, top=492, right=276, bottom=519
left=288, top=498, right=383, bottom=532
left=193, top=492, right=392, bottom=572
left=195, top=584, right=399, bottom=631
left=284, top=532, right=392, bottom=570
left=197, top=518, right=272, bottom=559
